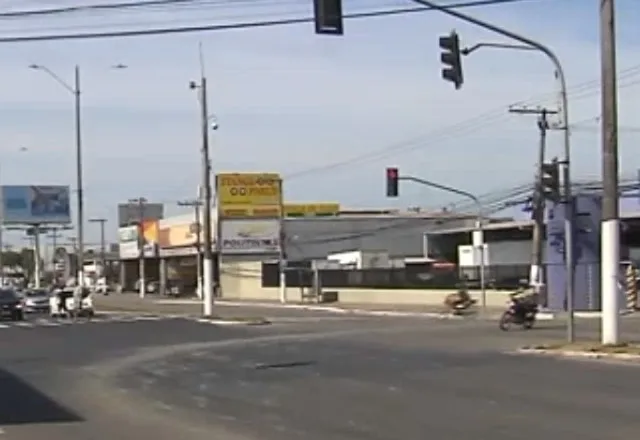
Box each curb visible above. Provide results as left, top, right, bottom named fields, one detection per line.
left=104, top=304, right=556, bottom=322
left=214, top=301, right=466, bottom=319
left=194, top=318, right=271, bottom=326
left=517, top=348, right=640, bottom=361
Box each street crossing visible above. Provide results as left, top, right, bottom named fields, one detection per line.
left=0, top=313, right=186, bottom=330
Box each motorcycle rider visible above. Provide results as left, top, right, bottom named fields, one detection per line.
left=509, top=284, right=539, bottom=319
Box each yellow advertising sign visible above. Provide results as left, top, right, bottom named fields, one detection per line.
left=284, top=203, right=340, bottom=217
left=216, top=172, right=282, bottom=218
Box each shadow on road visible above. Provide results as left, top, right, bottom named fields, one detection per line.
left=0, top=368, right=83, bottom=426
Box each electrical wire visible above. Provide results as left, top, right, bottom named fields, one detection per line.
left=284, top=64, right=640, bottom=181
left=0, top=0, right=551, bottom=41
left=0, top=0, right=535, bottom=18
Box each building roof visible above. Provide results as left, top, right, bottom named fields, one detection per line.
left=427, top=211, right=640, bottom=236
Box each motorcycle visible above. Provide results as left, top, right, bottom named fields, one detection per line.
left=444, top=288, right=477, bottom=315
left=498, top=293, right=537, bottom=331
left=49, top=288, right=95, bottom=319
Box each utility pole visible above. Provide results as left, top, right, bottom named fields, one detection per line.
left=189, top=75, right=215, bottom=317
left=509, top=107, right=558, bottom=298
left=278, top=179, right=287, bottom=303
left=89, top=218, right=107, bottom=278
left=600, top=0, right=620, bottom=345
left=129, top=197, right=147, bottom=298
left=178, top=199, right=203, bottom=298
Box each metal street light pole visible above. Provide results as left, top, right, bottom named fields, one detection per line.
left=189, top=78, right=215, bottom=317
left=29, top=63, right=127, bottom=289
left=398, top=175, right=486, bottom=309
left=89, top=218, right=107, bottom=277
left=409, top=0, right=574, bottom=342
left=129, top=197, right=147, bottom=298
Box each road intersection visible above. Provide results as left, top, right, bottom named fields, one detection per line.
left=2, top=304, right=640, bottom=440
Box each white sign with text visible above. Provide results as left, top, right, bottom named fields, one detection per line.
left=220, top=219, right=280, bottom=254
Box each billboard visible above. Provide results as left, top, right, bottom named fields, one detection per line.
left=216, top=173, right=281, bottom=218
left=284, top=203, right=340, bottom=217
left=1, top=185, right=71, bottom=224
left=220, top=219, right=280, bottom=254
left=157, top=222, right=200, bottom=248
left=117, top=202, right=164, bottom=227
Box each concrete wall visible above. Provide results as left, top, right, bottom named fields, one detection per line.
left=219, top=261, right=511, bottom=307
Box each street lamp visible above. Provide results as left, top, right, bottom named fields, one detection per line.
left=29, top=63, right=127, bottom=287
left=189, top=78, right=216, bottom=317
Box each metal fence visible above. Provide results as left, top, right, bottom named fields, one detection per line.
left=262, top=262, right=531, bottom=290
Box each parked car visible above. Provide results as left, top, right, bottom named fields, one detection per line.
left=22, top=289, right=52, bottom=313
left=0, top=289, right=25, bottom=321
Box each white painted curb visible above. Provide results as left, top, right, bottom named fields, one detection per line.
left=213, top=301, right=466, bottom=319
left=194, top=318, right=269, bottom=326
left=518, top=348, right=640, bottom=361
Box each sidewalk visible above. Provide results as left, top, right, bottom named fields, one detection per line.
left=96, top=293, right=507, bottom=319
left=94, top=293, right=636, bottom=321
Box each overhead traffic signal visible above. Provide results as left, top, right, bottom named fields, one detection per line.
left=313, top=0, right=343, bottom=35
left=439, top=31, right=464, bottom=89
left=386, top=167, right=399, bottom=197
left=540, top=158, right=561, bottom=202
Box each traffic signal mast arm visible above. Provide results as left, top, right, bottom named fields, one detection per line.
left=399, top=175, right=481, bottom=212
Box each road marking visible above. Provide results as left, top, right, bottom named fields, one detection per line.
left=14, top=322, right=34, bottom=327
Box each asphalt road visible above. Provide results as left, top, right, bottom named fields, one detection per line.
left=2, top=311, right=640, bottom=440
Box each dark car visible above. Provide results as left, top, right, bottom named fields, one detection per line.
left=0, top=289, right=25, bottom=321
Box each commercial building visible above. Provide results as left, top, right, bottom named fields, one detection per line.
left=116, top=207, right=500, bottom=292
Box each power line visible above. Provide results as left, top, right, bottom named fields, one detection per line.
left=0, top=0, right=546, bottom=41
left=284, top=65, right=640, bottom=181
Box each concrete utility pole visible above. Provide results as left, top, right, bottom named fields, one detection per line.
left=189, top=76, right=215, bottom=317
left=278, top=179, right=287, bottom=303
left=129, top=197, right=147, bottom=298
left=600, top=0, right=620, bottom=345
left=509, top=107, right=558, bottom=297
left=89, top=218, right=107, bottom=277
left=178, top=199, right=203, bottom=299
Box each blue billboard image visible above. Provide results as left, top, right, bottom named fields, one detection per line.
left=1, top=185, right=71, bottom=224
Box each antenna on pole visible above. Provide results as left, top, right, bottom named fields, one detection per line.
left=198, top=41, right=206, bottom=79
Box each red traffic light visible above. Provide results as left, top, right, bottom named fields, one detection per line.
left=386, top=168, right=399, bottom=197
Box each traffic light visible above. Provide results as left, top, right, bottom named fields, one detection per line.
left=386, top=167, right=399, bottom=197
left=439, top=31, right=464, bottom=89
left=313, top=0, right=343, bottom=35
left=540, top=158, right=561, bottom=202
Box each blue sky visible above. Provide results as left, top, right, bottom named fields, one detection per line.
left=0, top=0, right=639, bottom=246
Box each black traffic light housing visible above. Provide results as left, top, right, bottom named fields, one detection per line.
left=386, top=167, right=399, bottom=197
left=439, top=31, right=464, bottom=89
left=313, top=0, right=343, bottom=35
left=540, top=158, right=561, bottom=202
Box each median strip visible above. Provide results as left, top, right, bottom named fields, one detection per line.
left=518, top=341, right=640, bottom=361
